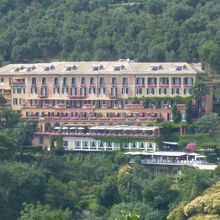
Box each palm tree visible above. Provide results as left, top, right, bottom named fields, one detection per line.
left=12, top=120, right=37, bottom=155
left=191, top=81, right=209, bottom=117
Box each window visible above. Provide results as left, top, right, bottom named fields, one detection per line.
left=13, top=98, right=18, bottom=105
left=184, top=88, right=192, bottom=95
left=151, top=65, right=162, bottom=71
left=63, top=141, right=68, bottom=147
left=136, top=77, right=145, bottom=85
left=41, top=87, right=47, bottom=96
left=172, top=78, right=181, bottom=85
left=71, top=77, right=76, bottom=85
left=89, top=87, right=96, bottom=94
left=17, top=88, right=22, bottom=94
left=113, top=64, right=124, bottom=71
left=81, top=77, right=86, bottom=85
left=147, top=88, right=155, bottom=94
left=1, top=78, right=4, bottom=83
left=65, top=65, right=77, bottom=71
left=122, top=87, right=128, bottom=95
left=63, top=77, right=68, bottom=86
left=159, top=88, right=167, bottom=95
left=172, top=88, right=180, bottom=95
left=98, top=87, right=105, bottom=94
left=122, top=77, right=128, bottom=85
left=32, top=77, right=36, bottom=85
left=99, top=77, right=105, bottom=85
left=53, top=87, right=60, bottom=94
left=54, top=77, right=59, bottom=85
left=136, top=88, right=142, bottom=95
left=184, top=77, right=193, bottom=85
left=148, top=78, right=157, bottom=85
left=112, top=77, right=117, bottom=85
left=111, top=88, right=117, bottom=96
left=92, top=64, right=102, bottom=71
left=70, top=87, right=77, bottom=95
left=90, top=77, right=95, bottom=85
left=39, top=136, right=44, bottom=144
left=160, top=77, right=169, bottom=85
left=42, top=77, right=47, bottom=85
left=80, top=88, right=87, bottom=96
left=75, top=141, right=80, bottom=147
left=175, top=65, right=186, bottom=71
left=62, top=87, right=68, bottom=94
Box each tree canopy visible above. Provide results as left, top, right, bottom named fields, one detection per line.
left=0, top=0, right=220, bottom=68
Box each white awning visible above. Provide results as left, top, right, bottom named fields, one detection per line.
left=54, top=127, right=61, bottom=130
left=77, top=127, right=85, bottom=130
left=62, top=127, right=68, bottom=130
left=163, top=141, right=178, bottom=145
left=70, top=127, right=76, bottom=130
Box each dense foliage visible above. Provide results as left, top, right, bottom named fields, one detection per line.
left=0, top=0, right=220, bottom=70
left=0, top=109, right=220, bottom=219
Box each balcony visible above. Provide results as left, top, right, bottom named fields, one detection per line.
left=11, top=80, right=25, bottom=86
left=38, top=94, right=47, bottom=98
left=68, top=95, right=86, bottom=99
left=172, top=83, right=181, bottom=87
left=82, top=104, right=96, bottom=109
left=2, top=91, right=11, bottom=96
left=136, top=84, right=145, bottom=88
left=147, top=84, right=157, bottom=88
left=183, top=83, right=193, bottom=87
left=159, top=83, right=169, bottom=87
left=56, top=103, right=66, bottom=108
left=124, top=103, right=144, bottom=109
left=110, top=95, right=117, bottom=99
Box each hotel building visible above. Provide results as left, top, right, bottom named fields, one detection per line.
left=0, top=60, right=213, bottom=150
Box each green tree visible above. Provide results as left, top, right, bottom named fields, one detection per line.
left=96, top=176, right=120, bottom=208
left=172, top=105, right=181, bottom=123
left=0, top=108, right=20, bottom=130
left=12, top=120, right=37, bottom=154
left=0, top=131, right=16, bottom=160
left=0, top=162, right=47, bottom=220
left=199, top=41, right=220, bottom=74
left=109, top=202, right=162, bottom=220
left=185, top=99, right=193, bottom=123
left=142, top=176, right=177, bottom=211
left=19, top=203, right=73, bottom=220
left=191, top=81, right=209, bottom=117
left=0, top=94, right=6, bottom=105
left=45, top=176, right=81, bottom=212
left=196, top=113, right=219, bottom=133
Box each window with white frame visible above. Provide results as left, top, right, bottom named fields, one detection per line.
left=159, top=88, right=167, bottom=95
left=147, top=88, right=155, bottom=94
left=122, top=87, right=128, bottom=95
left=98, top=87, right=105, bottom=94
left=136, top=88, right=143, bottom=95
left=172, top=88, right=180, bottom=95
left=89, top=87, right=96, bottom=94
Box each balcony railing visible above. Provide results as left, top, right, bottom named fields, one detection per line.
left=183, top=83, right=193, bottom=87
left=38, top=94, right=47, bottom=98
left=159, top=83, right=169, bottom=87
left=147, top=84, right=157, bottom=87
left=68, top=95, right=86, bottom=99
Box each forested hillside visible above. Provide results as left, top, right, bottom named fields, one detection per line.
left=1, top=0, right=220, bottom=66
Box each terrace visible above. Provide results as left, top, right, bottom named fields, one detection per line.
left=36, top=125, right=160, bottom=138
